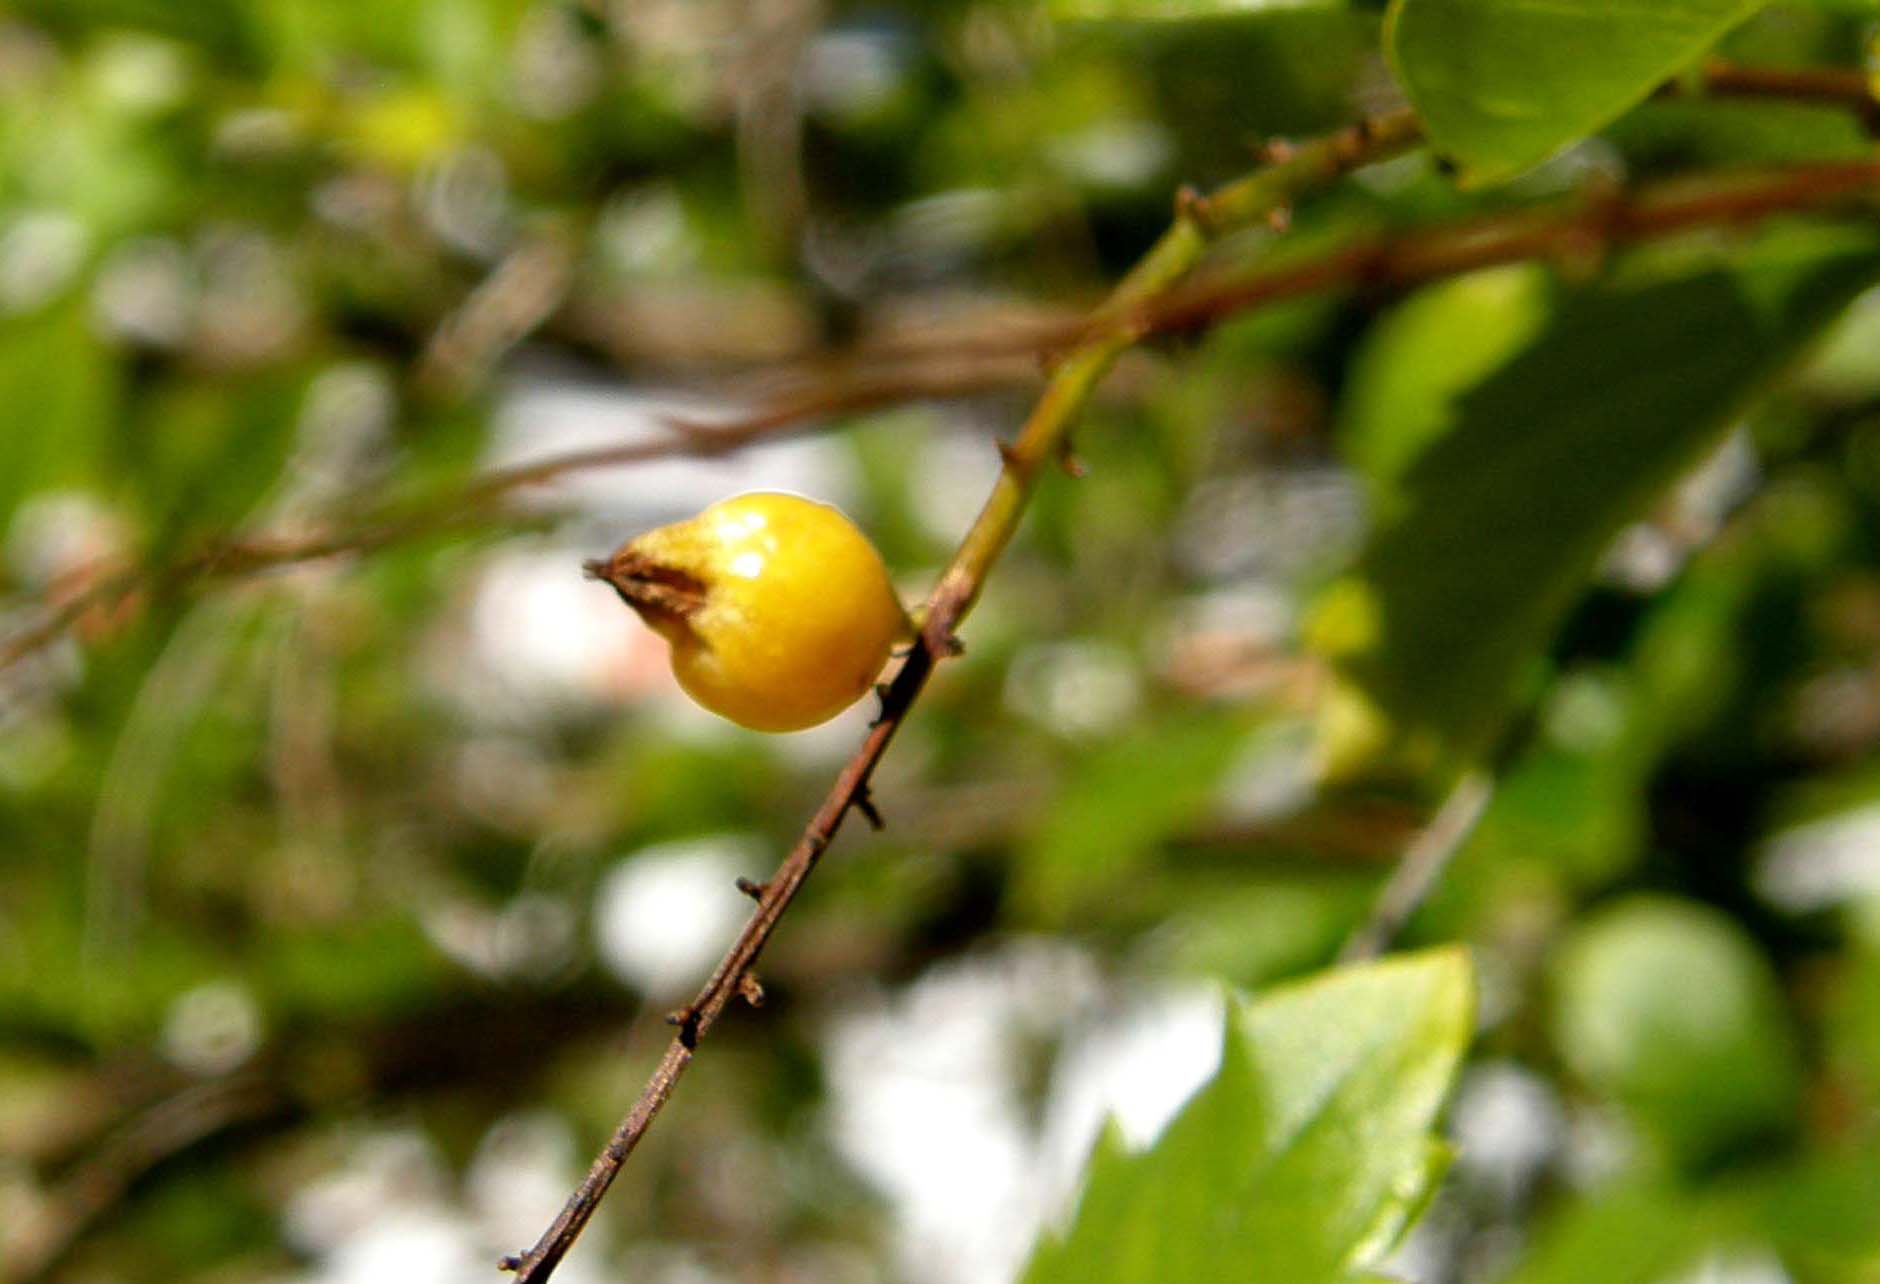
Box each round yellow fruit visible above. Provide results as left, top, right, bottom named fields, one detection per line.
left=586, top=492, right=910, bottom=732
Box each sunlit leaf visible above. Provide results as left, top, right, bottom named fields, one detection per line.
left=1386, top=0, right=1770, bottom=184
left=1024, top=948, right=1473, bottom=1284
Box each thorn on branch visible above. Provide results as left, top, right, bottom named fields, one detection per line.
left=1059, top=442, right=1087, bottom=478
left=665, top=1006, right=701, bottom=1048
left=738, top=973, right=766, bottom=1008
left=929, top=627, right=965, bottom=658
left=855, top=787, right=885, bottom=831
left=995, top=439, right=1022, bottom=471
left=735, top=876, right=767, bottom=901
left=499, top=1253, right=523, bottom=1273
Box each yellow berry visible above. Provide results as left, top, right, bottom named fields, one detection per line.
left=586, top=492, right=910, bottom=732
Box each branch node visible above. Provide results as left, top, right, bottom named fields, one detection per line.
left=995, top=438, right=1023, bottom=470
left=500, top=1255, right=523, bottom=1273
left=1266, top=205, right=1293, bottom=234
left=1059, top=442, right=1088, bottom=478
left=735, top=876, right=767, bottom=901
left=738, top=972, right=766, bottom=1007
left=1253, top=136, right=1297, bottom=165
left=1175, top=183, right=1217, bottom=235
left=664, top=1006, right=701, bottom=1048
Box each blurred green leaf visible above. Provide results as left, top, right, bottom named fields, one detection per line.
left=1321, top=239, right=1880, bottom=755
left=1339, top=264, right=1551, bottom=503
left=1551, top=896, right=1799, bottom=1169
left=1504, top=1183, right=1718, bottom=1284
left=1054, top=0, right=1348, bottom=20
left=0, top=299, right=117, bottom=541
left=1015, top=711, right=1251, bottom=918
left=1024, top=948, right=1472, bottom=1284
left=1386, top=0, right=1769, bottom=185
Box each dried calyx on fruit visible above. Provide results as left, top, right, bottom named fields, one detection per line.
left=586, top=491, right=911, bottom=732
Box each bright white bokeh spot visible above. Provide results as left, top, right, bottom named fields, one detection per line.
left=1002, top=640, right=1141, bottom=739
left=728, top=551, right=764, bottom=579
left=1755, top=803, right=1880, bottom=912
left=487, top=378, right=855, bottom=525
left=160, top=980, right=263, bottom=1077
left=458, top=545, right=638, bottom=719
left=1035, top=984, right=1224, bottom=1194
left=824, top=942, right=1225, bottom=1284
left=594, top=836, right=763, bottom=996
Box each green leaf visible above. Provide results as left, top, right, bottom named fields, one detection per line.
left=1024, top=948, right=1473, bottom=1284
left=0, top=298, right=117, bottom=541
left=1055, top=0, right=1345, bottom=19
left=1339, top=264, right=1551, bottom=504
left=1015, top=711, right=1251, bottom=918
left=1551, top=896, right=1799, bottom=1169
left=1503, top=1183, right=1717, bottom=1284
left=1385, top=0, right=1770, bottom=185
left=1321, top=239, right=1880, bottom=754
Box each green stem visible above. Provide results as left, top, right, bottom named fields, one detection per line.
left=927, top=110, right=1423, bottom=629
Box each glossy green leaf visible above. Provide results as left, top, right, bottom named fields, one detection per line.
left=1322, top=238, right=1880, bottom=754
left=1386, top=0, right=1770, bottom=185
left=1024, top=948, right=1473, bottom=1284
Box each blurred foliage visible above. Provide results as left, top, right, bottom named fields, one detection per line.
left=0, top=0, right=1878, bottom=1282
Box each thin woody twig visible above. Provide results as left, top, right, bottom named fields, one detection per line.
left=1339, top=771, right=1495, bottom=964
left=7, top=158, right=1879, bottom=688
left=0, top=357, right=1037, bottom=682
left=1131, top=157, right=1880, bottom=342
left=3, top=1074, right=284, bottom=1284
left=5, top=50, right=1880, bottom=680
left=501, top=124, right=1880, bottom=1284
left=500, top=105, right=1429, bottom=1284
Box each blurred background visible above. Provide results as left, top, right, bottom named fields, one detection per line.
left=2, top=1, right=1880, bottom=1281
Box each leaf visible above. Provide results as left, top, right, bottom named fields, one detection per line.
left=1338, top=264, right=1551, bottom=503
left=1055, top=0, right=1345, bottom=19
left=0, top=299, right=117, bottom=540
left=1503, top=1183, right=1717, bottom=1284
left=1015, top=711, right=1251, bottom=918
left=1385, top=0, right=1770, bottom=185
left=1551, top=896, right=1799, bottom=1169
left=1321, top=239, right=1880, bottom=755
left=1024, top=948, right=1473, bottom=1284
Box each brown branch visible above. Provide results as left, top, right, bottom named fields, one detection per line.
left=1129, top=158, right=1880, bottom=343
left=3, top=1074, right=285, bottom=1284
left=1690, top=58, right=1880, bottom=135
left=5, top=57, right=1876, bottom=681
left=0, top=355, right=1037, bottom=683
left=17, top=153, right=1874, bottom=688
left=500, top=80, right=1880, bottom=1278
left=498, top=103, right=1430, bottom=1284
